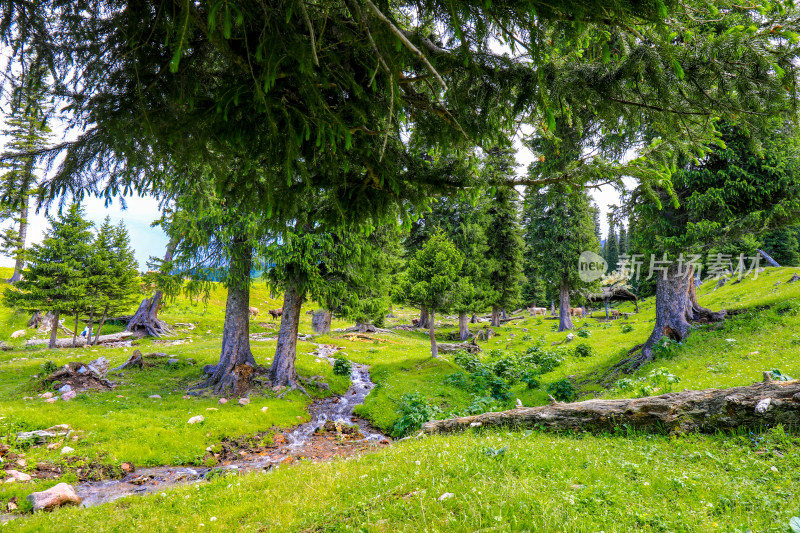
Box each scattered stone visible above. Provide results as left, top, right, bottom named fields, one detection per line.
left=238, top=398, right=250, bottom=406
left=149, top=394, right=162, bottom=399
left=218, top=398, right=228, bottom=405
left=15, top=459, right=26, bottom=467
left=87, top=356, right=110, bottom=377
left=261, top=406, right=269, bottom=413
left=121, top=462, right=134, bottom=473
left=273, top=434, right=286, bottom=444
left=46, top=442, right=60, bottom=450
left=27, top=483, right=81, bottom=511
left=61, top=390, right=77, bottom=401
left=565, top=333, right=575, bottom=342
left=188, top=416, right=204, bottom=425
left=4, top=470, right=32, bottom=483
left=10, top=329, right=26, bottom=339
left=789, top=273, right=800, bottom=283
left=40, top=392, right=53, bottom=399
left=167, top=358, right=180, bottom=366
left=182, top=395, right=191, bottom=400
left=45, top=398, right=57, bottom=404
left=60, top=446, right=75, bottom=455
left=16, top=430, right=61, bottom=444
left=7, top=499, right=17, bottom=511
left=55, top=384, right=69, bottom=394
left=438, top=492, right=454, bottom=501
left=22, top=396, right=33, bottom=401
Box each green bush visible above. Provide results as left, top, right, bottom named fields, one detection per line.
left=520, top=370, right=541, bottom=390
left=621, top=324, right=633, bottom=333
left=547, top=379, right=576, bottom=402
left=453, top=350, right=483, bottom=372
left=577, top=328, right=591, bottom=338
left=391, top=393, right=442, bottom=437
left=332, top=357, right=352, bottom=376
left=572, top=343, right=594, bottom=358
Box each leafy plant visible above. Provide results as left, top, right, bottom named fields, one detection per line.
left=573, top=343, right=594, bottom=358
left=453, top=350, right=483, bottom=373
left=520, top=370, right=541, bottom=390
left=652, top=338, right=681, bottom=359
left=577, top=328, right=591, bottom=338
left=621, top=324, right=633, bottom=333
left=332, top=357, right=352, bottom=376
left=648, top=367, right=681, bottom=393
left=547, top=379, right=576, bottom=402
left=770, top=368, right=793, bottom=381
left=40, top=360, right=58, bottom=374
left=391, top=393, right=442, bottom=438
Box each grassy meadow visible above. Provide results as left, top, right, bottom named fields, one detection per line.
left=1, top=266, right=800, bottom=530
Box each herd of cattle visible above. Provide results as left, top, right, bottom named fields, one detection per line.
left=526, top=307, right=621, bottom=319
left=247, top=306, right=283, bottom=319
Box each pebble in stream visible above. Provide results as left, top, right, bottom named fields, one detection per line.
left=72, top=341, right=388, bottom=508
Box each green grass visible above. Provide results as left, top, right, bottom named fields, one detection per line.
left=10, top=427, right=800, bottom=532
left=2, top=267, right=800, bottom=528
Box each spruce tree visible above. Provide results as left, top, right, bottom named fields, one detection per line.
left=618, top=225, right=629, bottom=256
left=605, top=219, right=620, bottom=272
left=4, top=204, right=93, bottom=348
left=401, top=232, right=463, bottom=357
left=0, top=57, right=51, bottom=282
left=483, top=147, right=525, bottom=327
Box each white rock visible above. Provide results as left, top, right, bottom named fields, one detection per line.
left=261, top=406, right=269, bottom=413
left=61, top=390, right=77, bottom=401
left=10, top=330, right=26, bottom=339
left=238, top=398, right=250, bottom=406
left=755, top=398, right=771, bottom=414
left=438, top=492, right=454, bottom=501
left=4, top=470, right=32, bottom=482
left=149, top=394, right=162, bottom=399
left=40, top=392, right=53, bottom=399
left=58, top=384, right=72, bottom=393
left=60, top=446, right=75, bottom=455
left=218, top=398, right=228, bottom=405
left=188, top=416, right=205, bottom=424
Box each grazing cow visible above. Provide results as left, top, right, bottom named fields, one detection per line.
left=611, top=310, right=620, bottom=319
left=248, top=306, right=259, bottom=318
left=527, top=307, right=547, bottom=317
left=569, top=307, right=584, bottom=317
left=268, top=309, right=283, bottom=320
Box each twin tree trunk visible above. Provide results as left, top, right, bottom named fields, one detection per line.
left=269, top=280, right=304, bottom=387
left=558, top=280, right=573, bottom=332
left=631, top=264, right=725, bottom=370
left=419, top=305, right=430, bottom=329
left=48, top=311, right=59, bottom=349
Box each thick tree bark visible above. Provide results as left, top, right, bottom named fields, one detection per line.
left=458, top=312, right=470, bottom=341
left=311, top=310, right=332, bottom=334
left=48, top=311, right=59, bottom=350
left=490, top=306, right=501, bottom=327
left=470, top=314, right=478, bottom=324
left=558, top=280, right=573, bottom=332
left=86, top=310, right=94, bottom=345
left=428, top=309, right=438, bottom=358
left=269, top=280, right=304, bottom=387
left=423, top=375, right=800, bottom=435
left=418, top=305, right=430, bottom=329
left=9, top=197, right=28, bottom=283
left=197, top=241, right=257, bottom=395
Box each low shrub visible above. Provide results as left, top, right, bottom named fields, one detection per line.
left=332, top=357, right=352, bottom=376
left=391, top=393, right=442, bottom=437
left=547, top=379, right=576, bottom=402
left=572, top=343, right=594, bottom=358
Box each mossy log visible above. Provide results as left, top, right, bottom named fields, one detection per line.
left=423, top=374, right=800, bottom=435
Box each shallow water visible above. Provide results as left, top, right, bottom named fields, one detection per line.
left=71, top=341, right=385, bottom=508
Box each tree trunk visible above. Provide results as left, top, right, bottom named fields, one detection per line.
left=72, top=314, right=79, bottom=347
left=490, top=306, right=501, bottom=327
left=197, top=240, right=257, bottom=396
left=93, top=305, right=109, bottom=345
left=630, top=264, right=725, bottom=370
left=126, top=240, right=176, bottom=337
left=428, top=309, right=438, bottom=358
left=311, top=310, right=331, bottom=334
left=87, top=310, right=94, bottom=345
left=470, top=314, right=477, bottom=324
left=423, top=375, right=800, bottom=436
left=9, top=196, right=28, bottom=283
left=458, top=312, right=470, bottom=341
left=757, top=248, right=780, bottom=268
left=269, top=280, right=304, bottom=387
left=419, top=305, right=430, bottom=329
left=48, top=311, right=59, bottom=349
left=558, top=281, right=573, bottom=332
left=604, top=299, right=609, bottom=318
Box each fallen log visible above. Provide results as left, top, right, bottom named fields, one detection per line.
left=499, top=315, right=524, bottom=323
left=423, top=374, right=800, bottom=435
left=26, top=331, right=135, bottom=348
left=438, top=342, right=481, bottom=354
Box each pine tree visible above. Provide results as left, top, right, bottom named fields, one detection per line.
left=761, top=227, right=800, bottom=266
left=618, top=225, right=629, bottom=256
left=401, top=231, right=464, bottom=357
left=483, top=147, right=526, bottom=327
left=4, top=204, right=93, bottom=348
left=591, top=203, right=602, bottom=242
left=0, top=57, right=51, bottom=282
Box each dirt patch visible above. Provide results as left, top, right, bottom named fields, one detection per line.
left=42, top=361, right=114, bottom=392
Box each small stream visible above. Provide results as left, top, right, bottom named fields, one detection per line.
left=73, top=342, right=386, bottom=508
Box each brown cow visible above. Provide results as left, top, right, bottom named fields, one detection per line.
left=527, top=307, right=547, bottom=317
left=268, top=309, right=283, bottom=320
left=611, top=310, right=620, bottom=319
left=569, top=307, right=584, bottom=317
left=248, top=306, right=259, bottom=318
